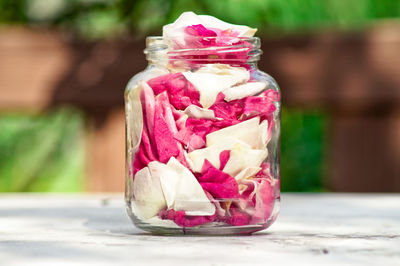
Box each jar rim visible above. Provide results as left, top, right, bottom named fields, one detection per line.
left=144, top=36, right=262, bottom=63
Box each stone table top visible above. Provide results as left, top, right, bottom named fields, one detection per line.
left=0, top=193, right=399, bottom=266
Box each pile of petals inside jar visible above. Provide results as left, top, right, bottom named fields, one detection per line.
left=130, top=12, right=280, bottom=228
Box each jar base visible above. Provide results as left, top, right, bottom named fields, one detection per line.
left=128, top=212, right=275, bottom=236
left=126, top=197, right=280, bottom=236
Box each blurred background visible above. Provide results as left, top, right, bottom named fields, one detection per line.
left=0, top=0, right=399, bottom=192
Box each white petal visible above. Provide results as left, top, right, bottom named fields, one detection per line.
left=223, top=143, right=268, bottom=177
left=182, top=72, right=224, bottom=108
left=183, top=151, right=195, bottom=171
left=167, top=157, right=216, bottom=216
left=125, top=68, right=169, bottom=154
left=237, top=179, right=259, bottom=211
left=125, top=67, right=169, bottom=154
left=162, top=12, right=257, bottom=42
left=223, top=82, right=266, bottom=102
left=148, top=158, right=215, bottom=216
left=126, top=67, right=169, bottom=87
left=234, top=167, right=262, bottom=181
left=206, top=117, right=261, bottom=148
left=175, top=113, right=188, bottom=130
left=198, top=14, right=257, bottom=37
left=148, top=161, right=178, bottom=209
left=132, top=167, right=166, bottom=219
left=163, top=12, right=202, bottom=46
left=183, top=105, right=216, bottom=119
left=259, top=119, right=270, bottom=147
left=183, top=64, right=249, bottom=108
left=188, top=137, right=250, bottom=172
left=125, top=83, right=142, bottom=153
left=144, top=216, right=181, bottom=228
left=195, top=64, right=249, bottom=77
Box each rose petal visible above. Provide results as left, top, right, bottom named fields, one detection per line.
left=188, top=138, right=250, bottom=172
left=183, top=64, right=249, bottom=108
left=147, top=158, right=215, bottom=216
left=209, top=92, right=243, bottom=122
left=234, top=167, right=262, bottom=181
left=242, top=90, right=277, bottom=119
left=154, top=106, right=180, bottom=163
left=132, top=167, right=166, bottom=219
left=206, top=117, right=261, bottom=148
left=223, top=82, right=266, bottom=102
left=185, top=24, right=217, bottom=37
left=167, top=157, right=216, bottom=216
left=204, top=191, right=226, bottom=216
left=250, top=178, right=276, bottom=224
left=223, top=142, right=268, bottom=177
left=197, top=14, right=257, bottom=37
left=147, top=73, right=201, bottom=110
left=198, top=160, right=240, bottom=199
left=219, top=150, right=231, bottom=170
left=144, top=216, right=181, bottom=228
left=163, top=12, right=257, bottom=45
left=148, top=161, right=178, bottom=209
left=174, top=127, right=206, bottom=151
left=140, top=81, right=156, bottom=139
left=183, top=105, right=217, bottom=119
left=226, top=206, right=251, bottom=226
left=159, top=209, right=216, bottom=227
left=258, top=119, right=270, bottom=146
left=126, top=83, right=143, bottom=154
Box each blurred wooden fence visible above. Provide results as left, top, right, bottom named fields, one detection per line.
left=0, top=25, right=399, bottom=192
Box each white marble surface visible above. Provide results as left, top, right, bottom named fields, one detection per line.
left=0, top=193, right=399, bottom=266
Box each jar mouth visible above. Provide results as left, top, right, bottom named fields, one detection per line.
left=144, top=36, right=262, bottom=63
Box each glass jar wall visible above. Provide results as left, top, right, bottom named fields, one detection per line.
left=125, top=35, right=280, bottom=235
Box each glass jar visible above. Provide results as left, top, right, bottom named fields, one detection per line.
left=125, top=36, right=280, bottom=235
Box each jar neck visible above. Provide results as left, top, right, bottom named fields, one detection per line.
left=144, top=36, right=262, bottom=68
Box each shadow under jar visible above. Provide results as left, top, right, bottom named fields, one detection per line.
left=125, top=36, right=281, bottom=235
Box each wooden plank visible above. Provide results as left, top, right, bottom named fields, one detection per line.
left=2, top=25, right=400, bottom=111
left=0, top=27, right=72, bottom=110
left=259, top=26, right=400, bottom=110
left=1, top=26, right=400, bottom=192
left=1, top=193, right=399, bottom=264
left=86, top=109, right=125, bottom=192
left=329, top=111, right=400, bottom=192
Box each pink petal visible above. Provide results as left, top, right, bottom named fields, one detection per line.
left=141, top=124, right=158, bottom=162
left=209, top=92, right=243, bottom=123
left=185, top=118, right=214, bottom=141
left=219, top=150, right=230, bottom=170
left=140, top=82, right=156, bottom=139
left=204, top=191, right=226, bottom=216
left=198, top=160, right=240, bottom=199
left=226, top=206, right=251, bottom=226
left=200, top=182, right=239, bottom=199
left=133, top=152, right=146, bottom=175
left=154, top=97, right=181, bottom=163
left=174, top=127, right=206, bottom=152
left=185, top=24, right=217, bottom=37
left=187, top=134, right=206, bottom=152
left=242, top=96, right=276, bottom=118
left=147, top=73, right=201, bottom=110
left=157, top=91, right=178, bottom=134
left=159, top=209, right=216, bottom=227
left=250, top=178, right=276, bottom=224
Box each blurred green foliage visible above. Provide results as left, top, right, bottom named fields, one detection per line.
left=0, top=108, right=85, bottom=192
left=121, top=0, right=400, bottom=35
left=281, top=108, right=328, bottom=192
left=0, top=0, right=399, bottom=39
